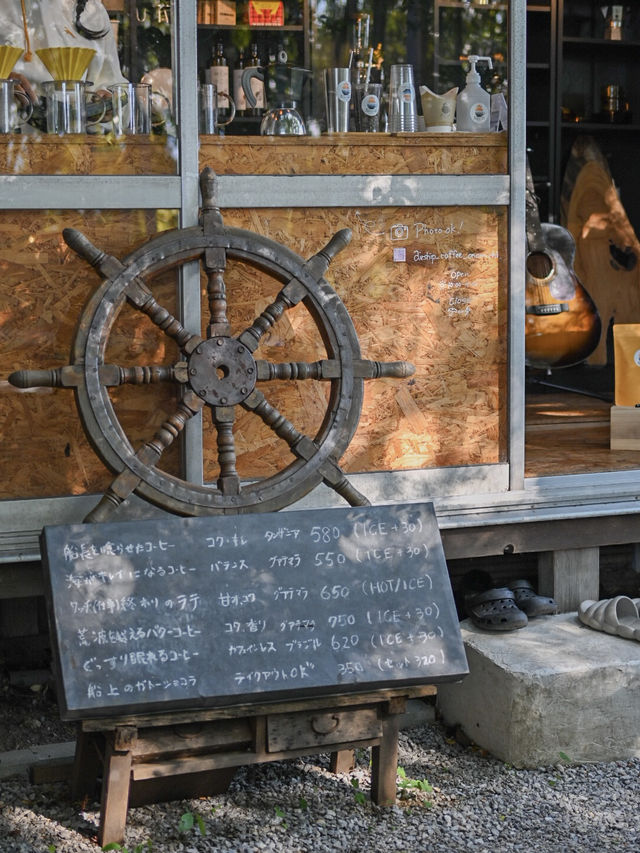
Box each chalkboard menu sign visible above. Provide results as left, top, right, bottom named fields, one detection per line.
left=41, top=502, right=468, bottom=719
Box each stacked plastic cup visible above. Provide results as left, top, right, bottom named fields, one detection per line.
left=388, top=64, right=417, bottom=132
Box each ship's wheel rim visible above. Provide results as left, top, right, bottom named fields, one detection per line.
left=74, top=225, right=364, bottom=515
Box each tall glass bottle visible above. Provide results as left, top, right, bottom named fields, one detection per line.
left=248, top=42, right=265, bottom=115
left=351, top=14, right=370, bottom=85
left=209, top=40, right=230, bottom=116
left=233, top=47, right=247, bottom=115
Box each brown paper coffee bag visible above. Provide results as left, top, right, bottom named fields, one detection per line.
left=613, top=324, right=640, bottom=406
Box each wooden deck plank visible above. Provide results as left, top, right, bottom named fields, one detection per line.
left=526, top=391, right=640, bottom=477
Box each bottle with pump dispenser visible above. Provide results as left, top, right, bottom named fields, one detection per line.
left=456, top=55, right=492, bottom=132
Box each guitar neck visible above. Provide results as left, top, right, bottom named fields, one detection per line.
left=525, top=162, right=547, bottom=254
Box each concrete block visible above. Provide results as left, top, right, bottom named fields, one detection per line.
left=437, top=613, right=640, bottom=767
left=0, top=741, right=75, bottom=780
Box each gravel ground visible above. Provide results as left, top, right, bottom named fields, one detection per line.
left=0, top=676, right=638, bottom=853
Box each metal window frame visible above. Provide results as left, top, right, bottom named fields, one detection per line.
left=8, top=1, right=636, bottom=563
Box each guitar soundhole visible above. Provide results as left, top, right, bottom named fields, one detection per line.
left=527, top=250, right=555, bottom=281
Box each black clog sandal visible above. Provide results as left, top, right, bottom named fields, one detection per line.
left=509, top=579, right=558, bottom=617
left=465, top=587, right=528, bottom=632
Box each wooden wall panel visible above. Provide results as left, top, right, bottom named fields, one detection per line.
left=200, top=206, right=508, bottom=481
left=0, top=137, right=176, bottom=175
left=200, top=133, right=507, bottom=176
left=0, top=210, right=180, bottom=500
left=1, top=203, right=506, bottom=501
left=0, top=136, right=508, bottom=502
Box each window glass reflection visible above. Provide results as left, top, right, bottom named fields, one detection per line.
left=192, top=1, right=508, bottom=136
left=310, top=1, right=507, bottom=129
left=0, top=1, right=175, bottom=173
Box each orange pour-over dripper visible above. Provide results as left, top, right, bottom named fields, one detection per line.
left=36, top=47, right=95, bottom=80
left=0, top=46, right=23, bottom=79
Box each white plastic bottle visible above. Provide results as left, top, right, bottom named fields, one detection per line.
left=456, top=55, right=493, bottom=132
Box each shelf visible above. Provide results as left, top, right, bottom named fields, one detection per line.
left=435, top=1, right=507, bottom=8
left=563, top=36, right=640, bottom=48
left=561, top=122, right=640, bottom=131
left=198, top=24, right=304, bottom=32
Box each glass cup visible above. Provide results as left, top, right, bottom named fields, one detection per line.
left=354, top=82, right=382, bottom=132
left=43, top=80, right=105, bottom=135
left=323, top=67, right=351, bottom=133
left=388, top=64, right=417, bottom=132
left=0, top=78, right=33, bottom=133
left=110, top=82, right=169, bottom=136
left=199, top=83, right=236, bottom=134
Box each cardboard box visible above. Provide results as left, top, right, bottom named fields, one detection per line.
left=610, top=405, right=640, bottom=450
left=197, top=1, right=215, bottom=24
left=248, top=0, right=284, bottom=26
left=214, top=0, right=236, bottom=25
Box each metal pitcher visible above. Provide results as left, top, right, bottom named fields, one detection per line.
left=241, top=48, right=310, bottom=135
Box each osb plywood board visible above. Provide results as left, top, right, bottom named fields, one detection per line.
left=200, top=206, right=508, bottom=481
left=200, top=133, right=507, bottom=176
left=0, top=209, right=181, bottom=500
left=0, top=137, right=177, bottom=175
left=1, top=204, right=507, bottom=501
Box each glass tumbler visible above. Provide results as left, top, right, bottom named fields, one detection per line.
left=110, top=83, right=152, bottom=136
left=324, top=68, right=351, bottom=133
left=354, top=82, right=382, bottom=132
left=0, top=78, right=32, bottom=133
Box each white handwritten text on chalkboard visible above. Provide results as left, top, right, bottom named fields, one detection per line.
left=42, top=503, right=468, bottom=719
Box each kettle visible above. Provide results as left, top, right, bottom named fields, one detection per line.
left=242, top=48, right=310, bottom=135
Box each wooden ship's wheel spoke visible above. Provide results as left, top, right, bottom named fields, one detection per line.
left=255, top=359, right=331, bottom=381
left=63, top=227, right=204, bottom=356
left=204, top=266, right=231, bottom=338
left=101, top=363, right=188, bottom=386
left=241, top=388, right=370, bottom=507
left=9, top=168, right=414, bottom=519
left=86, top=391, right=206, bottom=523
left=211, top=405, right=240, bottom=495
left=254, top=358, right=415, bottom=382
left=9, top=363, right=188, bottom=389
left=238, top=287, right=300, bottom=352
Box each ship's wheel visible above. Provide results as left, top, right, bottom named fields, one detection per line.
left=10, top=168, right=414, bottom=521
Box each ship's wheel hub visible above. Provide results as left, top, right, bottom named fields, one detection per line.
left=187, top=337, right=257, bottom=406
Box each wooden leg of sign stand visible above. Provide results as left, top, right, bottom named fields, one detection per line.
left=370, top=698, right=404, bottom=805
left=71, top=727, right=102, bottom=801
left=330, top=749, right=356, bottom=774
left=98, top=727, right=136, bottom=848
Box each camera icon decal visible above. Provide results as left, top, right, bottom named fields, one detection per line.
left=390, top=223, right=409, bottom=241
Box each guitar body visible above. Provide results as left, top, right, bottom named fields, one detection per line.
left=562, top=136, right=640, bottom=365
left=525, top=222, right=601, bottom=369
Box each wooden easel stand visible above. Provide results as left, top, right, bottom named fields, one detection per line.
left=72, top=686, right=435, bottom=847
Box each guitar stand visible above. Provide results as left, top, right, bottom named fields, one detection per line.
left=528, top=374, right=612, bottom=402
left=71, top=686, right=435, bottom=847
left=526, top=364, right=614, bottom=402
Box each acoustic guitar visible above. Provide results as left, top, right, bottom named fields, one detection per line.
left=525, top=163, right=601, bottom=369
left=561, top=135, right=640, bottom=365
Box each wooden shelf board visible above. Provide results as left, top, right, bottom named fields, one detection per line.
left=525, top=391, right=640, bottom=478
left=563, top=36, right=640, bottom=47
